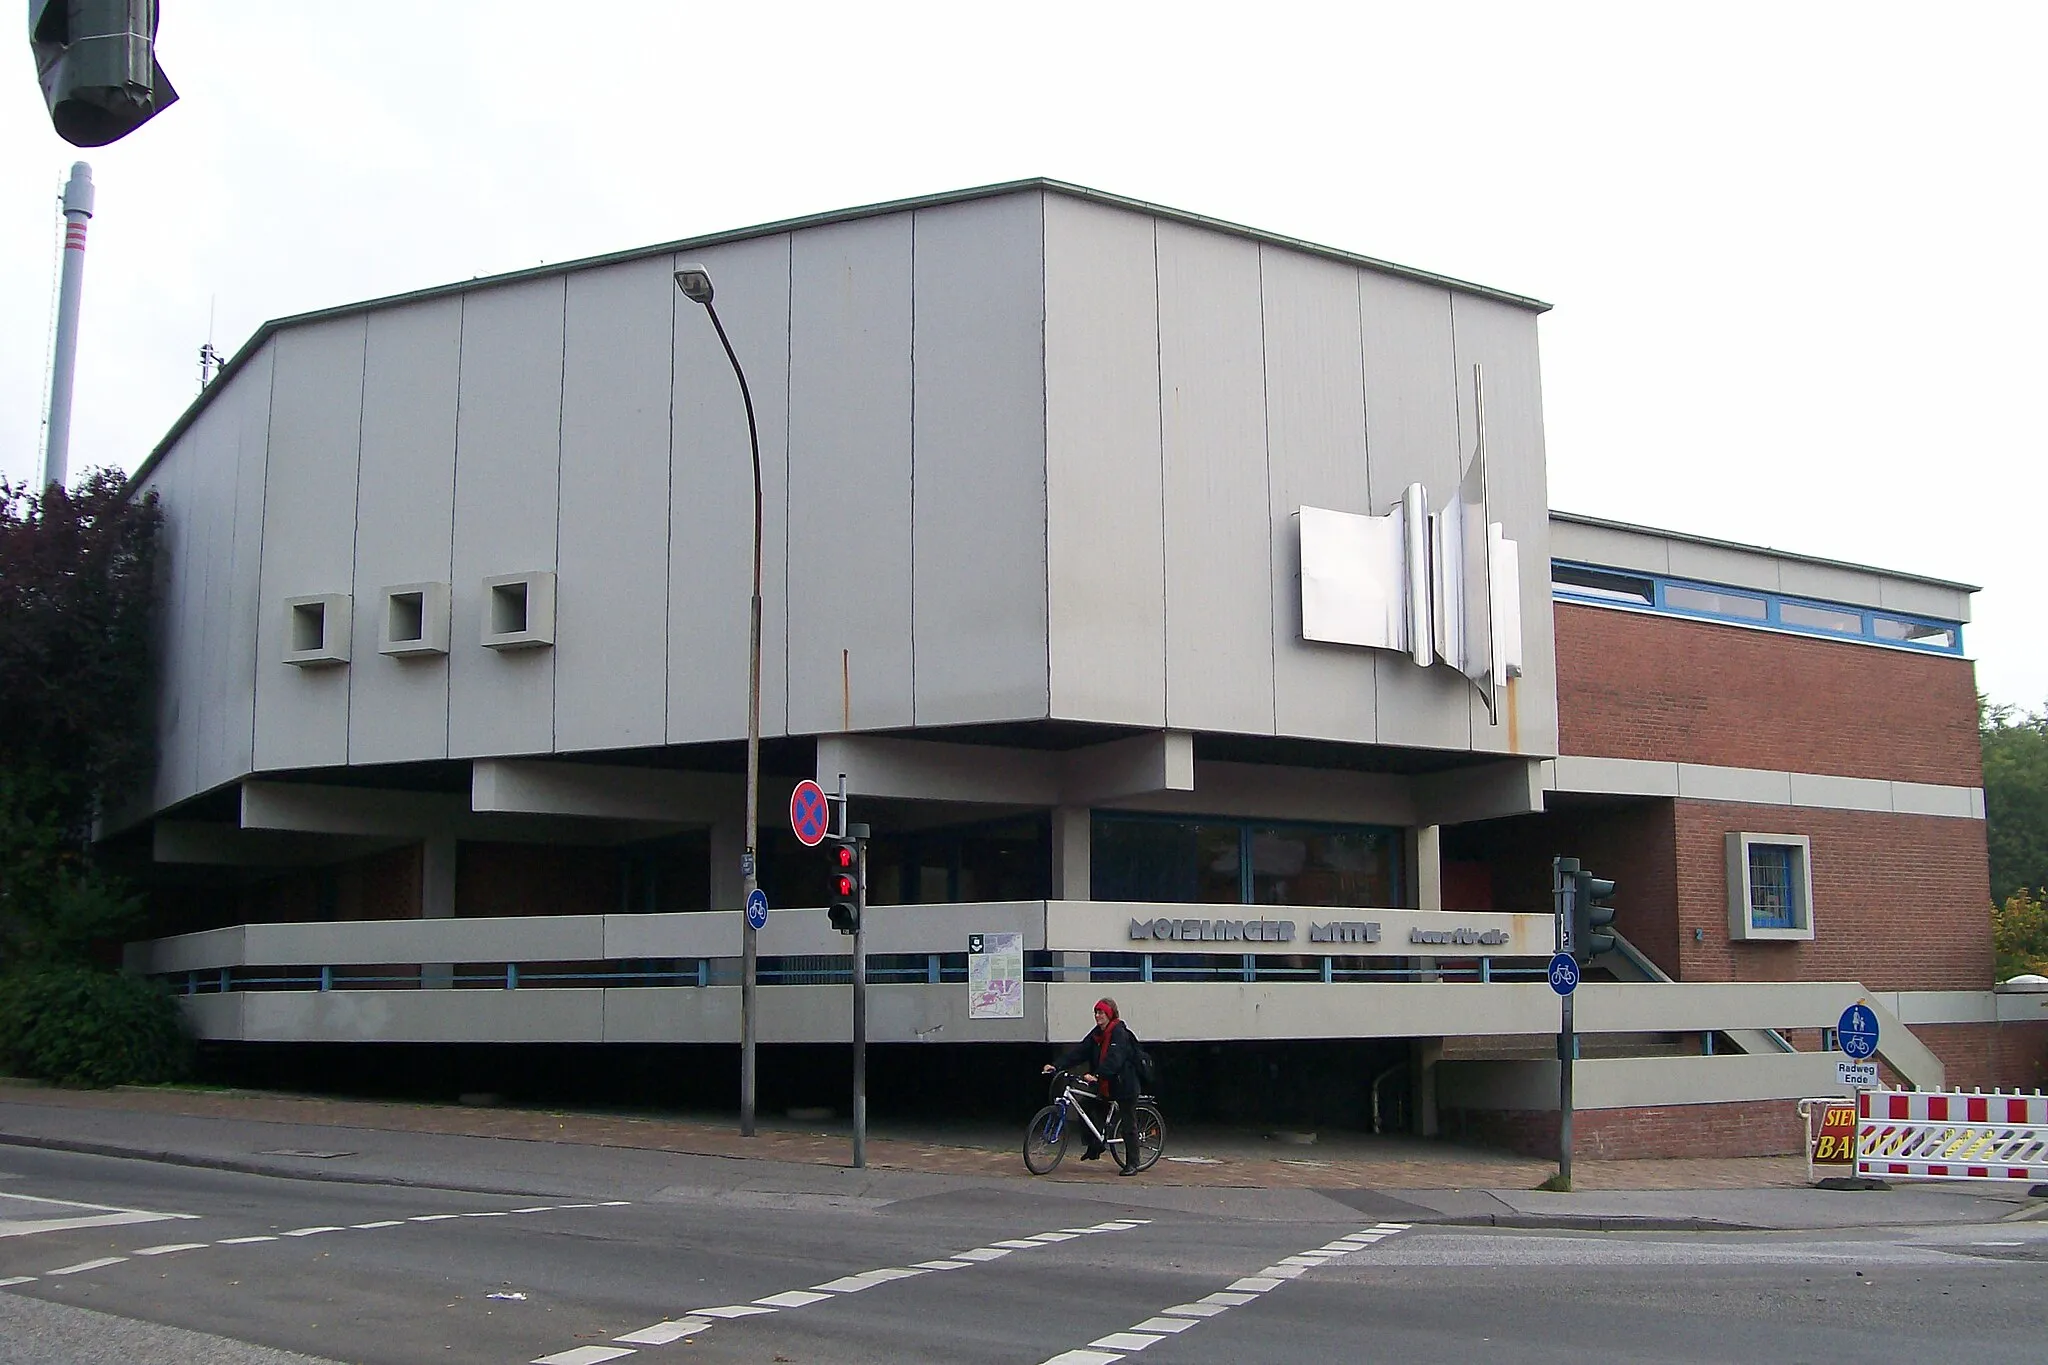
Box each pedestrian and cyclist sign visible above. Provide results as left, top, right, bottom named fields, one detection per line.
left=1837, top=1002, right=1880, bottom=1060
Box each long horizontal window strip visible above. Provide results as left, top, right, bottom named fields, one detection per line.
left=1551, top=560, right=1964, bottom=655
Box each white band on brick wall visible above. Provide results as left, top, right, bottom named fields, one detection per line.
left=1544, top=756, right=1983, bottom=820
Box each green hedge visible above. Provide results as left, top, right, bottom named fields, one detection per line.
left=0, top=965, right=191, bottom=1087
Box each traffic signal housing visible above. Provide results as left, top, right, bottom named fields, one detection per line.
left=30, top=0, right=179, bottom=147
left=826, top=838, right=860, bottom=934
left=1571, top=868, right=1618, bottom=963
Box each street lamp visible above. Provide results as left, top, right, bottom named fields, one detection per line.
left=675, top=263, right=764, bottom=1139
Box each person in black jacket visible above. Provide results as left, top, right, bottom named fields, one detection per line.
left=1043, top=997, right=1142, bottom=1175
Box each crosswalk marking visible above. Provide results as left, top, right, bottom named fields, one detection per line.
left=1035, top=1224, right=1412, bottom=1365
left=532, top=1218, right=1158, bottom=1365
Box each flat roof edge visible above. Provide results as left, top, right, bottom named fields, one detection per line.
left=1548, top=509, right=1981, bottom=595
left=127, top=179, right=1548, bottom=493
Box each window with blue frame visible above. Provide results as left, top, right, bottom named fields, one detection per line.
left=1747, top=843, right=1800, bottom=929
left=1551, top=560, right=1963, bottom=655
left=1091, top=813, right=1401, bottom=908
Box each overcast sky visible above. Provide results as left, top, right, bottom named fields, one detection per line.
left=5, top=2, right=2042, bottom=707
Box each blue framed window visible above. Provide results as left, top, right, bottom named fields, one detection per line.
left=1747, top=844, right=1799, bottom=929
left=1552, top=561, right=1963, bottom=655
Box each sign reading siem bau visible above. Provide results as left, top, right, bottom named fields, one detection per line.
left=1810, top=1101, right=1857, bottom=1167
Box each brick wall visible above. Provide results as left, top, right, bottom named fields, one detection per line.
left=1669, top=800, right=1991, bottom=989
left=1441, top=1098, right=1805, bottom=1158
left=1554, top=601, right=1981, bottom=786
left=1916, top=1020, right=2048, bottom=1093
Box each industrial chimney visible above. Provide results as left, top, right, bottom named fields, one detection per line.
left=42, top=161, right=95, bottom=491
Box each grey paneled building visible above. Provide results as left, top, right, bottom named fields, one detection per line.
left=118, top=181, right=2000, bottom=1154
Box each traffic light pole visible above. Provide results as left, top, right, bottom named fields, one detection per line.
left=1559, top=991, right=1575, bottom=1189
left=849, top=822, right=870, bottom=1170
left=1554, top=858, right=1578, bottom=1190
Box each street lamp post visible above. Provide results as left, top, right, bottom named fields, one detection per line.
left=675, top=264, right=763, bottom=1138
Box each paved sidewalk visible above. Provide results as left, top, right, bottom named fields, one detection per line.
left=0, top=1080, right=1779, bottom=1190
left=0, top=1080, right=2035, bottom=1231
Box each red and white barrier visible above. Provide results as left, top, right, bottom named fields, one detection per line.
left=1857, top=1090, right=2048, bottom=1182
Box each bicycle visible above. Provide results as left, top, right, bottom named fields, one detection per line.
left=1023, top=1069, right=1165, bottom=1175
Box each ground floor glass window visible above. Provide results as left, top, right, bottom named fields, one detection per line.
left=1091, top=813, right=1401, bottom=908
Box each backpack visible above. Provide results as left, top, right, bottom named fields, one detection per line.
left=1127, top=1030, right=1160, bottom=1095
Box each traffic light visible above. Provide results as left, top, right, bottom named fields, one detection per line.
left=1571, top=868, right=1618, bottom=962
left=826, top=838, right=860, bottom=934
left=30, top=1, right=179, bottom=148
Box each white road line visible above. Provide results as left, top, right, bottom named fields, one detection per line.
left=992, top=1238, right=1045, bottom=1249
left=352, top=1221, right=405, bottom=1229
left=686, top=1304, right=775, bottom=1319
left=913, top=1259, right=975, bottom=1270
left=282, top=1226, right=344, bottom=1237
left=812, top=1267, right=926, bottom=1293
left=132, top=1243, right=209, bottom=1256
left=218, top=1236, right=278, bottom=1245
left=511, top=1207, right=556, bottom=1215
left=410, top=1214, right=461, bottom=1222
left=1037, top=1224, right=1412, bottom=1364
left=613, top=1318, right=712, bottom=1345
left=754, top=1290, right=832, bottom=1308
left=0, top=1189, right=200, bottom=1243
left=954, top=1247, right=1012, bottom=1261
left=47, top=1256, right=127, bottom=1275
left=0, top=1276, right=37, bottom=1287
left=462, top=1211, right=511, bottom=1218
left=532, top=1348, right=636, bottom=1365
left=1028, top=1232, right=1080, bottom=1242
left=1133, top=1317, right=1199, bottom=1334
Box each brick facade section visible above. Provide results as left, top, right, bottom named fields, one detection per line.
left=1457, top=798, right=1993, bottom=988
left=1916, top=1020, right=2048, bottom=1093
left=1442, top=1098, right=1804, bottom=1159
left=1554, top=601, right=1982, bottom=787
left=1668, top=800, right=1990, bottom=989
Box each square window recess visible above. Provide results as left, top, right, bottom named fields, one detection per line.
left=282, top=593, right=351, bottom=667
left=379, top=582, right=450, bottom=657
left=480, top=571, right=556, bottom=650
left=1726, top=832, right=1815, bottom=941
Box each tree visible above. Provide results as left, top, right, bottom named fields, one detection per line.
left=0, top=469, right=161, bottom=964
left=1993, top=888, right=2048, bottom=982
left=1982, top=699, right=2048, bottom=906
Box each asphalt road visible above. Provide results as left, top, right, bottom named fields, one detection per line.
left=1, top=1144, right=2044, bottom=1364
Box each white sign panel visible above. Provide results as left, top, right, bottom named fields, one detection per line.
left=968, top=932, right=1024, bottom=1020
left=1836, top=1060, right=1880, bottom=1090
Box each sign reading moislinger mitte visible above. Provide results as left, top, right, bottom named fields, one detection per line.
left=1116, top=908, right=1543, bottom=957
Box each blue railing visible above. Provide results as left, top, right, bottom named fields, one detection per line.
left=163, top=951, right=1553, bottom=995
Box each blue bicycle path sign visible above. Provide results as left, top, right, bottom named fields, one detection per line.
left=1547, top=953, right=1580, bottom=996
left=1837, top=1002, right=1880, bottom=1059
left=744, top=888, right=769, bottom=931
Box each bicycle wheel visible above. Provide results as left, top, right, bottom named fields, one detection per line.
left=1023, top=1104, right=1068, bottom=1175
left=1129, top=1101, right=1165, bottom=1172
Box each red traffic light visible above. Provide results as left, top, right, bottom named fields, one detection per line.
left=832, top=873, right=856, bottom=898
left=833, top=844, right=855, bottom=869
